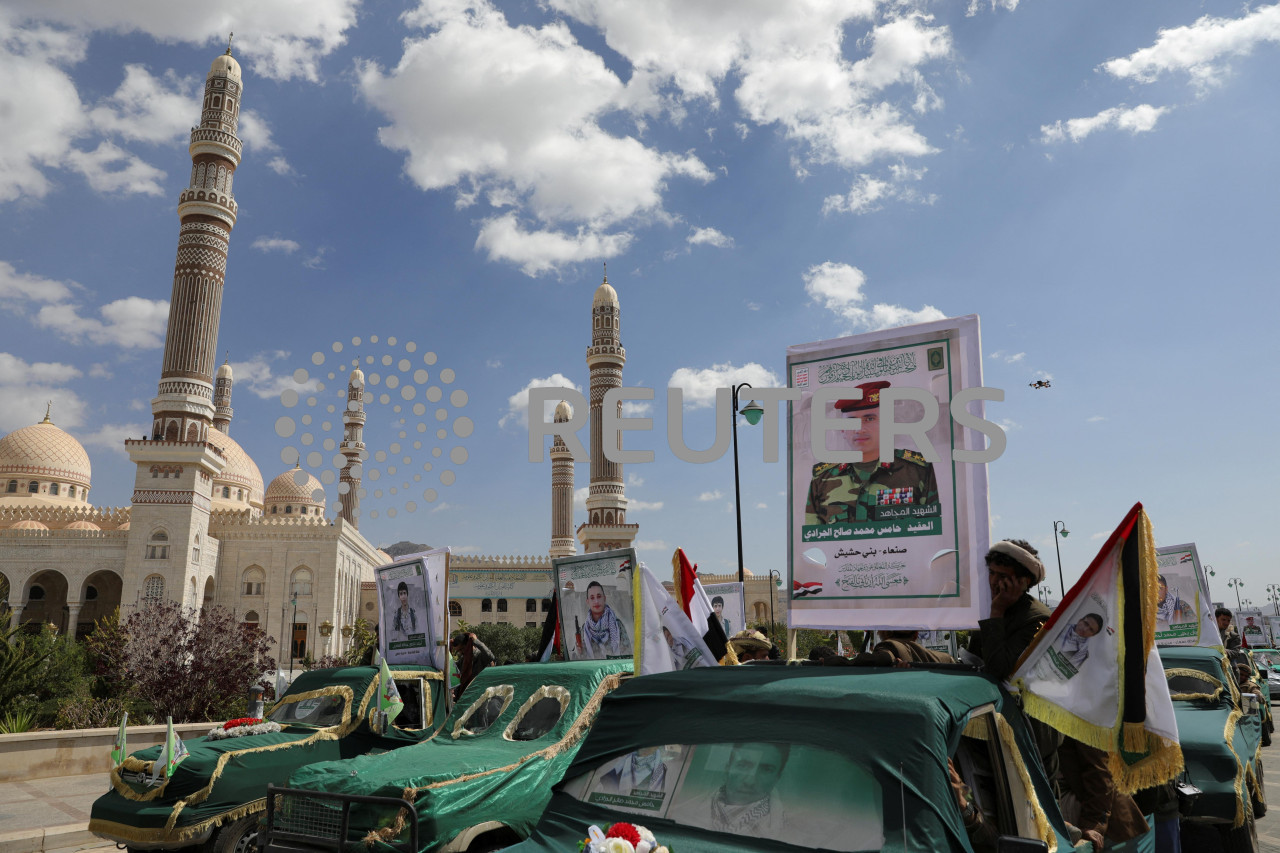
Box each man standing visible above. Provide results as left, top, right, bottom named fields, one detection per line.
left=968, top=539, right=1052, bottom=680
left=804, top=380, right=939, bottom=525
left=1216, top=607, right=1242, bottom=651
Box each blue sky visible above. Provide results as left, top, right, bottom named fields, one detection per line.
left=1, top=0, right=1277, bottom=607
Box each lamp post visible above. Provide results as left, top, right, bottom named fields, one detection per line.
left=768, top=570, right=782, bottom=636
left=1052, top=521, right=1070, bottom=598
left=1227, top=578, right=1245, bottom=612
left=1204, top=565, right=1216, bottom=601
left=1267, top=584, right=1280, bottom=616
left=731, top=383, right=764, bottom=583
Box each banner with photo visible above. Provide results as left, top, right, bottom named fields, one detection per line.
left=376, top=548, right=450, bottom=670
left=787, top=315, right=991, bottom=629
left=1152, top=543, right=1218, bottom=648
left=918, top=630, right=957, bottom=657
left=700, top=582, right=746, bottom=638
left=1238, top=608, right=1266, bottom=647
left=633, top=564, right=716, bottom=675
left=1265, top=618, right=1280, bottom=650
left=555, top=549, right=636, bottom=661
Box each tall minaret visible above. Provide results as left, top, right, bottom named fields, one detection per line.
left=549, top=400, right=576, bottom=558
left=577, top=269, right=637, bottom=553
left=212, top=359, right=234, bottom=434
left=124, top=43, right=242, bottom=609
left=338, top=368, right=366, bottom=526
left=150, top=39, right=243, bottom=444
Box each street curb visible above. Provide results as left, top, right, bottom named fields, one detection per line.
left=0, top=824, right=97, bottom=853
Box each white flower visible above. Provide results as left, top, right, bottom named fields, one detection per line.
left=635, top=843, right=651, bottom=853
left=634, top=826, right=656, bottom=847
left=653, top=847, right=670, bottom=853
left=602, top=839, right=635, bottom=853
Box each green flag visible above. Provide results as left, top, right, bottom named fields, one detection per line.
left=377, top=657, right=404, bottom=727
left=149, top=716, right=190, bottom=783
left=110, top=712, right=128, bottom=766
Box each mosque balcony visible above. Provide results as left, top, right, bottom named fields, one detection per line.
left=177, top=197, right=237, bottom=228
left=188, top=127, right=243, bottom=163
left=125, top=439, right=228, bottom=472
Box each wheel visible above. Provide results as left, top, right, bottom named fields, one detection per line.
left=212, top=814, right=262, bottom=853
left=1253, top=761, right=1267, bottom=818
left=1219, top=800, right=1259, bottom=853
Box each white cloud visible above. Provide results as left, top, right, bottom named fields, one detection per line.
left=81, top=422, right=149, bottom=455
left=266, top=156, right=295, bottom=176
left=231, top=353, right=320, bottom=399
left=1100, top=4, right=1280, bottom=91
left=687, top=226, right=734, bottom=249
left=823, top=164, right=937, bottom=215
left=573, top=485, right=589, bottom=510
left=252, top=236, right=302, bottom=254
left=486, top=358, right=503, bottom=368
left=621, top=400, right=652, bottom=417
left=36, top=295, right=169, bottom=348
left=993, top=418, right=1019, bottom=432
left=633, top=539, right=668, bottom=553
left=627, top=473, right=644, bottom=487
left=667, top=362, right=781, bottom=409
left=501, top=373, right=582, bottom=429
left=746, top=301, right=761, bottom=311
left=1086, top=415, right=1107, bottom=423
left=0, top=352, right=87, bottom=433
left=87, top=64, right=196, bottom=144
left=0, top=261, right=75, bottom=306
left=1090, top=531, right=1108, bottom=541
left=988, top=350, right=1026, bottom=364
left=1033, top=370, right=1053, bottom=382
left=966, top=0, right=1020, bottom=17
left=88, top=363, right=113, bottom=379
left=303, top=247, right=330, bottom=270
left=1041, top=105, right=1169, bottom=144
left=697, top=490, right=724, bottom=502
left=63, top=141, right=167, bottom=195
left=236, top=109, right=280, bottom=152
left=430, top=501, right=454, bottom=513
left=755, top=502, right=768, bottom=509
left=803, top=261, right=945, bottom=330
left=475, top=215, right=634, bottom=276
left=628, top=498, right=664, bottom=511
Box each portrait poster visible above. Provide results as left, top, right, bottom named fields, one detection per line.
left=700, top=582, right=746, bottom=638
left=1152, top=543, right=1217, bottom=647
left=1265, top=618, right=1280, bottom=650
left=918, top=630, right=956, bottom=656
left=1238, top=608, right=1266, bottom=646
left=376, top=548, right=449, bottom=669
left=787, top=315, right=991, bottom=630
left=555, top=548, right=636, bottom=661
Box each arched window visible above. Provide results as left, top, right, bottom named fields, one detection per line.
left=242, top=567, right=264, bottom=596
left=6, top=480, right=16, bottom=493
left=244, top=610, right=260, bottom=624
left=146, top=530, right=169, bottom=560
left=449, top=601, right=462, bottom=617
left=27, top=481, right=38, bottom=493
left=49, top=483, right=59, bottom=496
left=285, top=505, right=293, bottom=514
left=291, top=567, right=313, bottom=596
left=222, top=487, right=231, bottom=499
left=525, top=598, right=537, bottom=612
left=299, top=506, right=307, bottom=515
left=192, top=534, right=200, bottom=564
left=186, top=423, right=199, bottom=442
left=541, top=598, right=552, bottom=612
left=271, top=506, right=278, bottom=514
left=497, top=599, right=508, bottom=613
left=143, top=575, right=164, bottom=601
left=481, top=598, right=492, bottom=612
left=165, top=422, right=179, bottom=441
left=236, top=489, right=243, bottom=500
left=68, top=487, right=76, bottom=499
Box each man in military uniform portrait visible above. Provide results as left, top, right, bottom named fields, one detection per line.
left=804, top=380, right=939, bottom=525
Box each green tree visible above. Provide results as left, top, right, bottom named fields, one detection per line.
left=468, top=623, right=542, bottom=665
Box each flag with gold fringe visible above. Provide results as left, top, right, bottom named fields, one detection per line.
left=110, top=712, right=128, bottom=766
left=633, top=562, right=717, bottom=675
left=1009, top=502, right=1182, bottom=793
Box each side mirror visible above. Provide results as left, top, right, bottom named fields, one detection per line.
left=997, top=837, right=1049, bottom=853
left=1242, top=694, right=1258, bottom=715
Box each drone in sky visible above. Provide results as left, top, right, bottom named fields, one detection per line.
left=1029, top=380, right=1052, bottom=389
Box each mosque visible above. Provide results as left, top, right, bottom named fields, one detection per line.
left=0, top=45, right=778, bottom=656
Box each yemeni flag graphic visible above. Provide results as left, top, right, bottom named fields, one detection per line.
left=672, top=548, right=729, bottom=662
left=1009, top=503, right=1182, bottom=793
left=537, top=593, right=561, bottom=662
left=633, top=563, right=717, bottom=675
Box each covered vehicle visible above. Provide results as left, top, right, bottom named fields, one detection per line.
left=89, top=664, right=446, bottom=853
left=1160, top=645, right=1264, bottom=851
left=263, top=659, right=631, bottom=853
left=504, top=663, right=1078, bottom=853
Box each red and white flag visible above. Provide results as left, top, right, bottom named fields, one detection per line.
left=672, top=548, right=729, bottom=661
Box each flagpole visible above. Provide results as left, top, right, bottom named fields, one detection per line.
left=288, top=592, right=298, bottom=678
left=1052, top=520, right=1069, bottom=597
left=730, top=384, right=763, bottom=584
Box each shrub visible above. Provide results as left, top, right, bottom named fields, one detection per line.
left=468, top=623, right=543, bottom=665
left=55, top=696, right=129, bottom=730
left=123, top=601, right=276, bottom=722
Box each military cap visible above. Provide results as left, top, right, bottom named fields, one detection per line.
left=835, top=380, right=891, bottom=412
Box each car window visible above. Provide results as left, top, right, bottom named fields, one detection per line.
left=566, top=742, right=882, bottom=852
left=269, top=693, right=347, bottom=726
left=451, top=685, right=515, bottom=737
left=504, top=685, right=571, bottom=741
left=393, top=678, right=428, bottom=729
left=1165, top=668, right=1224, bottom=700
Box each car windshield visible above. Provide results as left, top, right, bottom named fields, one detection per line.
left=454, top=685, right=515, bottom=736
left=269, top=694, right=347, bottom=726
left=563, top=742, right=882, bottom=851
left=1166, top=670, right=1222, bottom=699
left=509, top=696, right=564, bottom=741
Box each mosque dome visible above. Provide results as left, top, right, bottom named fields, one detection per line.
left=216, top=361, right=234, bottom=380
left=350, top=367, right=365, bottom=385
left=208, top=426, right=264, bottom=510
left=10, top=520, right=48, bottom=530
left=0, top=413, right=92, bottom=505
left=64, top=520, right=100, bottom=531
left=209, top=51, right=241, bottom=81
left=593, top=281, right=619, bottom=307
left=265, top=464, right=326, bottom=518
left=554, top=400, right=573, bottom=423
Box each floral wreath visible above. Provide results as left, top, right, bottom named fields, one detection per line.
left=205, top=717, right=283, bottom=740
left=579, top=822, right=671, bottom=853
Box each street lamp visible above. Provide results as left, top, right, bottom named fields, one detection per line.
left=768, top=570, right=782, bottom=637
left=1204, top=565, right=1216, bottom=600
left=1267, top=584, right=1280, bottom=616
left=1052, top=521, right=1070, bottom=597
left=731, top=383, right=764, bottom=583
left=1227, top=578, right=1245, bottom=612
